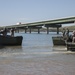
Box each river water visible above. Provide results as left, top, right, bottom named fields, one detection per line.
left=0, top=32, right=75, bottom=75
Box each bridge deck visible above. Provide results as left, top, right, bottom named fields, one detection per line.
left=4, top=16, right=75, bottom=28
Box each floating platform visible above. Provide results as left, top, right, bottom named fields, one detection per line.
left=66, top=42, right=75, bottom=51
left=0, top=35, right=23, bottom=46
left=52, top=36, right=66, bottom=46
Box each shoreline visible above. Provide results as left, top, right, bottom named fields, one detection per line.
left=0, top=51, right=75, bottom=75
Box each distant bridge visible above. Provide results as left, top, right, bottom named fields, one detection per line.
left=4, top=16, right=75, bottom=34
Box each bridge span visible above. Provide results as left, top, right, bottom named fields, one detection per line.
left=4, top=16, right=75, bottom=34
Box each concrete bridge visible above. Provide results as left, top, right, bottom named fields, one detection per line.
left=4, top=16, right=75, bottom=34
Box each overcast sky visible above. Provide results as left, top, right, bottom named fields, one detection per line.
left=0, top=0, right=75, bottom=26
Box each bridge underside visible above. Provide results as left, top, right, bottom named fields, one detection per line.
left=44, top=24, right=61, bottom=34
left=14, top=24, right=62, bottom=34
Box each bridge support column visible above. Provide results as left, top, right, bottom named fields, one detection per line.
left=25, top=28, right=27, bottom=33
left=38, top=28, right=40, bottom=34
left=18, top=29, right=19, bottom=33
left=57, top=27, right=59, bottom=34
left=47, top=27, right=49, bottom=34
left=29, top=28, right=31, bottom=33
